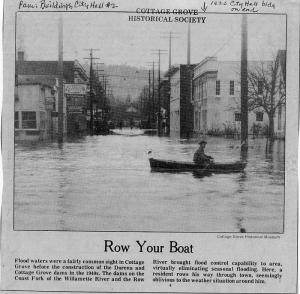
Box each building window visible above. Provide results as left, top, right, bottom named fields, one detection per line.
left=235, top=112, right=241, bottom=121
left=256, top=112, right=263, bottom=122
left=230, top=80, right=234, bottom=95
left=15, top=111, right=19, bottom=129
left=22, top=111, right=37, bottom=129
left=258, top=80, right=263, bottom=95
left=216, top=80, right=220, bottom=95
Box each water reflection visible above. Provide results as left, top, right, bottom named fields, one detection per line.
left=235, top=172, right=247, bottom=233
left=56, top=148, right=68, bottom=230
left=192, top=171, right=212, bottom=179
left=14, top=133, right=285, bottom=233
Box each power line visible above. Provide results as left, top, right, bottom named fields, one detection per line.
left=211, top=28, right=240, bottom=58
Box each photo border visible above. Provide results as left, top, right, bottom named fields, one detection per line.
left=13, top=10, right=287, bottom=234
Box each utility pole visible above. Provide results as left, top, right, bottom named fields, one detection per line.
left=148, top=69, right=151, bottom=125
left=102, top=76, right=107, bottom=120
left=104, top=78, right=107, bottom=98
left=94, top=63, right=104, bottom=117
left=187, top=23, right=191, bottom=65
left=103, top=77, right=112, bottom=118
left=146, top=61, right=158, bottom=127
left=161, top=32, right=180, bottom=69
left=161, top=32, right=180, bottom=134
left=152, top=62, right=155, bottom=127
left=84, top=49, right=99, bottom=135
left=186, top=23, right=193, bottom=137
left=169, top=32, right=172, bottom=69
left=152, top=49, right=167, bottom=133
left=57, top=14, right=64, bottom=144
left=89, top=51, right=94, bottom=136
left=158, top=50, right=161, bottom=133
left=241, top=14, right=248, bottom=150
left=99, top=74, right=109, bottom=112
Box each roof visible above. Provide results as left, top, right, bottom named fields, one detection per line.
left=165, top=66, right=180, bottom=77
left=18, top=75, right=57, bottom=87
left=17, top=81, right=53, bottom=88
left=16, top=60, right=88, bottom=83
left=194, top=57, right=217, bottom=70
left=168, top=64, right=196, bottom=77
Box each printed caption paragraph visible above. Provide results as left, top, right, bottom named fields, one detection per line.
left=15, top=258, right=283, bottom=285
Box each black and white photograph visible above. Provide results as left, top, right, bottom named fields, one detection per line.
left=14, top=11, right=286, bottom=233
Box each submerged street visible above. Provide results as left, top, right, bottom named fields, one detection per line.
left=14, top=132, right=284, bottom=233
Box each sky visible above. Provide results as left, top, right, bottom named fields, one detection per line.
left=17, top=12, right=286, bottom=72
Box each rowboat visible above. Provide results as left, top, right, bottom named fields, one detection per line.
left=149, top=158, right=246, bottom=173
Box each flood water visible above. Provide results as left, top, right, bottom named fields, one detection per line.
left=14, top=131, right=285, bottom=233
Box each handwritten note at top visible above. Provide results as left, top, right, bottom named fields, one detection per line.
left=210, top=0, right=276, bottom=13
left=18, top=0, right=119, bottom=11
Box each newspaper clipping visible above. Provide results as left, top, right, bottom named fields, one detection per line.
left=1, top=0, right=299, bottom=293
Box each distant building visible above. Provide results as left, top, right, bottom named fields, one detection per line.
left=15, top=80, right=67, bottom=141
left=169, top=65, right=194, bottom=137
left=124, top=104, right=141, bottom=126
left=191, top=57, right=279, bottom=137
left=16, top=51, right=89, bottom=135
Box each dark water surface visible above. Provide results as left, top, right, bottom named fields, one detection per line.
left=14, top=132, right=284, bottom=233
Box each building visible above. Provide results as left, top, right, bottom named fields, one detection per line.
left=191, top=57, right=282, bottom=137
left=169, top=65, right=194, bottom=137
left=16, top=51, right=89, bottom=135
left=64, top=83, right=88, bottom=135
left=15, top=80, right=67, bottom=141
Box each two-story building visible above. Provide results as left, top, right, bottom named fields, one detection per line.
left=15, top=78, right=67, bottom=141
left=16, top=51, right=89, bottom=135
left=192, top=57, right=272, bottom=136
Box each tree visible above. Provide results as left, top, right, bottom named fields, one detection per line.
left=247, top=52, right=286, bottom=139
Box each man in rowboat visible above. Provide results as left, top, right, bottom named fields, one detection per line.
left=193, top=140, right=214, bottom=166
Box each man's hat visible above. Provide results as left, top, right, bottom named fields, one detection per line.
left=199, top=140, right=207, bottom=145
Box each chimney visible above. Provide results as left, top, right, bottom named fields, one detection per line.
left=17, top=51, right=24, bottom=62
